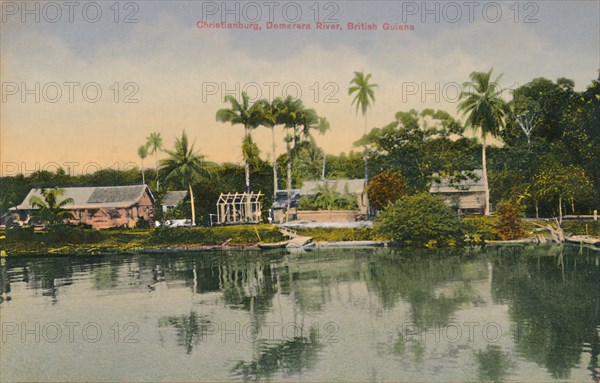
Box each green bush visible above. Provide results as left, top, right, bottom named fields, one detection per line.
left=151, top=225, right=284, bottom=245
left=462, top=216, right=500, bottom=243
left=373, top=193, right=464, bottom=247
left=494, top=200, right=527, bottom=240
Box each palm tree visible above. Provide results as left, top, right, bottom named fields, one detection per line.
left=458, top=68, right=507, bottom=216
left=160, top=131, right=210, bottom=225
left=348, top=70, right=378, bottom=185
left=273, top=96, right=304, bottom=218
left=146, top=132, right=163, bottom=192
left=216, top=92, right=263, bottom=192
left=274, top=96, right=330, bottom=221
left=137, top=144, right=148, bottom=185
left=253, top=99, right=279, bottom=197
left=29, top=188, right=74, bottom=224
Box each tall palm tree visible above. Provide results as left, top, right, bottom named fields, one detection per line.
left=274, top=96, right=330, bottom=220
left=160, top=131, right=209, bottom=225
left=253, top=99, right=279, bottom=196
left=274, top=96, right=305, bottom=219
left=349, top=70, right=378, bottom=185
left=216, top=92, right=263, bottom=192
left=29, top=188, right=74, bottom=224
left=458, top=68, right=507, bottom=216
left=137, top=144, right=148, bottom=185
left=146, top=132, right=163, bottom=192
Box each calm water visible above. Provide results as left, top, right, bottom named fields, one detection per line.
left=1, top=245, right=599, bottom=382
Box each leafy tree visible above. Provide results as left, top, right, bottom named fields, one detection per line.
left=146, top=132, right=163, bottom=192
left=366, top=171, right=406, bottom=211
left=357, top=109, right=479, bottom=192
left=458, top=68, right=508, bottom=216
left=29, top=188, right=74, bottom=224
left=374, top=193, right=464, bottom=247
left=533, top=162, right=594, bottom=223
left=494, top=199, right=526, bottom=240
left=137, top=144, right=148, bottom=185
left=349, top=70, right=378, bottom=184
left=160, top=131, right=210, bottom=225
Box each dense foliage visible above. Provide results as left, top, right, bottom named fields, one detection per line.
left=373, top=193, right=464, bottom=247
left=494, top=200, right=527, bottom=240
left=366, top=171, right=406, bottom=211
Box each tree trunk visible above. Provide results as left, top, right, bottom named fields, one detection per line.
left=322, top=151, right=326, bottom=181
left=141, top=159, right=145, bottom=185
left=286, top=140, right=292, bottom=222
left=155, top=152, right=159, bottom=192
left=535, top=201, right=539, bottom=219
left=363, top=114, right=369, bottom=185
left=189, top=184, right=196, bottom=226
left=571, top=198, right=575, bottom=214
left=244, top=127, right=250, bottom=193
left=558, top=195, right=562, bottom=224
left=482, top=135, right=490, bottom=216
left=272, top=127, right=278, bottom=196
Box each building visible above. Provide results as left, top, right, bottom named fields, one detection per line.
left=161, top=191, right=188, bottom=213
left=300, top=179, right=368, bottom=215
left=215, top=192, right=263, bottom=225
left=270, top=189, right=301, bottom=223
left=429, top=170, right=485, bottom=215
left=271, top=179, right=369, bottom=223
left=10, top=185, right=155, bottom=229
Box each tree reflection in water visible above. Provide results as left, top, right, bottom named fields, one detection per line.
left=158, top=311, right=212, bottom=354
left=231, top=328, right=323, bottom=382
left=476, top=344, right=513, bottom=383
left=491, top=245, right=600, bottom=380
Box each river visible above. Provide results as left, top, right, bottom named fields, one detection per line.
left=1, top=245, right=598, bottom=382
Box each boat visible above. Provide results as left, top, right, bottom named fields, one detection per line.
left=258, top=241, right=290, bottom=250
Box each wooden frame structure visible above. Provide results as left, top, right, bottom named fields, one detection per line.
left=216, top=192, right=263, bottom=225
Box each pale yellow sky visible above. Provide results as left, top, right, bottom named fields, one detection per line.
left=1, top=1, right=598, bottom=176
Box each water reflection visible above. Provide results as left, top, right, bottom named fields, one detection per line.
left=490, top=245, right=600, bottom=380
left=1, top=245, right=598, bottom=382
left=231, top=328, right=323, bottom=382
left=158, top=311, right=212, bottom=354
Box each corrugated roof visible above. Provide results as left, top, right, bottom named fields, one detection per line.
left=429, top=170, right=486, bottom=193
left=11, top=185, right=153, bottom=210
left=161, top=191, right=188, bottom=206
left=300, top=179, right=365, bottom=195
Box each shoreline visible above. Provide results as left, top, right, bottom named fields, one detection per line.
left=3, top=237, right=599, bottom=257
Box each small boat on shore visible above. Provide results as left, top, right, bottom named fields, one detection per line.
left=258, top=241, right=289, bottom=250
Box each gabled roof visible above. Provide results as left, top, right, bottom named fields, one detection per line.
left=11, top=185, right=154, bottom=210
left=429, top=170, right=485, bottom=194
left=161, top=191, right=188, bottom=206
left=272, top=189, right=301, bottom=209
left=300, top=179, right=365, bottom=195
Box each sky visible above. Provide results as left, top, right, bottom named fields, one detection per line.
left=1, top=0, right=599, bottom=176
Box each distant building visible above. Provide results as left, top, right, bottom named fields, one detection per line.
left=10, top=185, right=155, bottom=229
left=271, top=189, right=301, bottom=223
left=271, top=179, right=369, bottom=223
left=161, top=191, right=188, bottom=213
left=429, top=170, right=485, bottom=215
left=300, top=179, right=368, bottom=215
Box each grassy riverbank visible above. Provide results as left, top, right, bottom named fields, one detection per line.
left=1, top=225, right=285, bottom=256
left=2, top=218, right=598, bottom=256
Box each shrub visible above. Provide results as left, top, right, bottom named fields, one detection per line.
left=462, top=216, right=500, bottom=243
left=151, top=225, right=284, bottom=245
left=366, top=171, right=406, bottom=211
left=494, top=200, right=526, bottom=240
left=373, top=193, right=464, bottom=247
